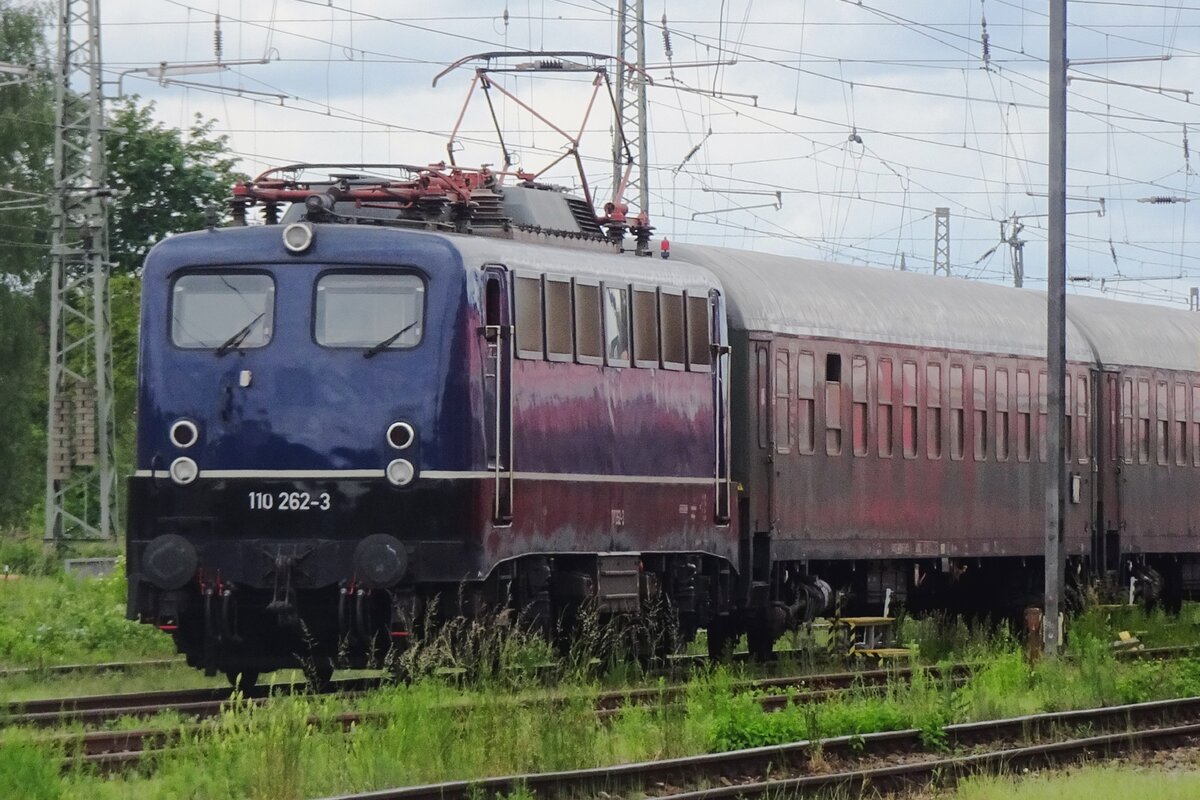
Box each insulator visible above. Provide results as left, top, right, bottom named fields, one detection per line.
left=1184, top=125, right=1191, bottom=163
left=662, top=14, right=673, bottom=58
left=214, top=15, right=223, bottom=60
left=980, top=16, right=990, bottom=64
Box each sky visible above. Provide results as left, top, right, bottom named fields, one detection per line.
left=90, top=1, right=1200, bottom=307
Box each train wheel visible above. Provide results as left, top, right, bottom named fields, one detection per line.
left=225, top=670, right=259, bottom=692
left=746, top=621, right=776, bottom=662
left=706, top=619, right=734, bottom=661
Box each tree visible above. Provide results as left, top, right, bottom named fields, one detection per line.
left=0, top=4, right=245, bottom=529
left=0, top=2, right=53, bottom=529
left=106, top=98, right=244, bottom=275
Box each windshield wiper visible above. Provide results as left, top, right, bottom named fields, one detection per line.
left=214, top=313, right=265, bottom=357
left=363, top=320, right=419, bottom=359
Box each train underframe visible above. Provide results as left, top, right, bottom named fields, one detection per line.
left=134, top=546, right=1200, bottom=687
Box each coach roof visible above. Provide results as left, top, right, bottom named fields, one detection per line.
left=672, top=243, right=1200, bottom=373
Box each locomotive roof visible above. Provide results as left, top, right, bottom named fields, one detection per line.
left=670, top=243, right=1200, bottom=373
left=451, top=233, right=723, bottom=291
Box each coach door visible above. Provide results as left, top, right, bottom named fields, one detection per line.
left=710, top=289, right=731, bottom=524
left=1094, top=369, right=1123, bottom=575
left=482, top=266, right=513, bottom=524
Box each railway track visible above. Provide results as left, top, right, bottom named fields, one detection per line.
left=12, top=640, right=1190, bottom=730
left=0, top=658, right=185, bottom=679
left=34, top=663, right=966, bottom=771
left=316, top=694, right=1200, bottom=800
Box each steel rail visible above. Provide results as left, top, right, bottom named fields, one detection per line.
left=0, top=658, right=184, bottom=678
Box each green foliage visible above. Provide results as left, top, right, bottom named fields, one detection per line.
left=109, top=272, right=141, bottom=482
left=0, top=534, right=57, bottom=576
left=0, top=1, right=52, bottom=529
left=0, top=1, right=53, bottom=284
left=958, top=765, right=1200, bottom=800
left=106, top=98, right=244, bottom=275
left=0, top=288, right=45, bottom=524
left=0, top=571, right=174, bottom=667
left=0, top=731, right=62, bottom=800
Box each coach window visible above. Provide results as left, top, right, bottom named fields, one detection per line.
left=1077, top=376, right=1090, bottom=463
left=1121, top=379, right=1134, bottom=464
left=996, top=368, right=1010, bottom=461
left=826, top=353, right=844, bottom=455
left=902, top=360, right=918, bottom=459
left=686, top=292, right=711, bottom=371
left=1192, top=385, right=1200, bottom=467
left=877, top=358, right=894, bottom=458
left=314, top=273, right=425, bottom=351
left=949, top=364, right=964, bottom=460
left=173, top=272, right=274, bottom=349
left=1016, top=370, right=1031, bottom=462
left=573, top=280, right=603, bottom=364
left=1038, top=371, right=1049, bottom=462
left=798, top=351, right=816, bottom=454
left=544, top=277, right=572, bottom=362
left=926, top=362, right=942, bottom=459
left=660, top=289, right=686, bottom=370
left=602, top=283, right=631, bottom=367
left=852, top=356, right=869, bottom=457
left=514, top=275, right=544, bottom=359
left=1175, top=383, right=1188, bottom=466
left=973, top=365, right=988, bottom=461
left=1157, top=380, right=1169, bottom=466
left=1138, top=378, right=1151, bottom=464
left=632, top=287, right=659, bottom=368
left=775, top=348, right=792, bottom=454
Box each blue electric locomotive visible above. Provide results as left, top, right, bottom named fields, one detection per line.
left=126, top=168, right=753, bottom=684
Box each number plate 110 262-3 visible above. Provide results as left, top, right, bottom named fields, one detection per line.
left=248, top=491, right=331, bottom=511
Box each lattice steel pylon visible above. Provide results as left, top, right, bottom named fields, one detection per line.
left=933, top=207, right=951, bottom=276
left=45, top=0, right=118, bottom=542
left=612, top=0, right=649, bottom=217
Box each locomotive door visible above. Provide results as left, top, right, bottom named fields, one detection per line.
left=1094, top=368, right=1123, bottom=575
left=482, top=266, right=513, bottom=524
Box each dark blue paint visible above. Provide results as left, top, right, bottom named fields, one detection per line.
left=138, top=225, right=477, bottom=474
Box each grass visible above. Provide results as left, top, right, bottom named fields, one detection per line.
left=0, top=665, right=223, bottom=704
left=12, top=634, right=1200, bottom=799
left=0, top=568, right=174, bottom=670
left=4, top=573, right=1200, bottom=798
left=952, top=764, right=1200, bottom=799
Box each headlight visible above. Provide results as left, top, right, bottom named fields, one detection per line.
left=169, top=419, right=199, bottom=449
left=169, top=456, right=199, bottom=485
left=387, top=421, right=415, bottom=450
left=282, top=222, right=314, bottom=254
left=385, top=458, right=414, bottom=486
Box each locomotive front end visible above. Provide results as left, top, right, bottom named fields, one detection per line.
left=126, top=224, right=475, bottom=684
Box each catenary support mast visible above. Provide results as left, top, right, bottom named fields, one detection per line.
left=613, top=0, right=649, bottom=215
left=45, top=0, right=117, bottom=542
left=1044, top=0, right=1068, bottom=656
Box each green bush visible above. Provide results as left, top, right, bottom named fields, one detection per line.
left=0, top=570, right=173, bottom=667
left=0, top=732, right=62, bottom=800
left=0, top=535, right=57, bottom=576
